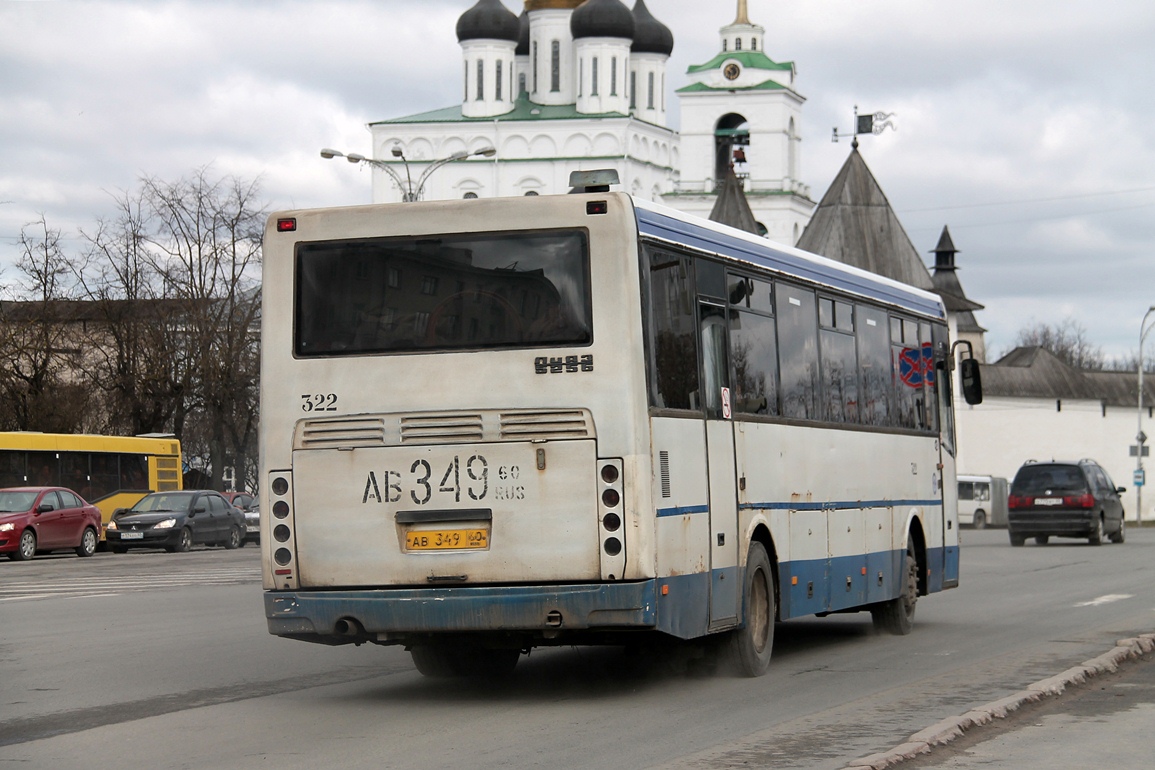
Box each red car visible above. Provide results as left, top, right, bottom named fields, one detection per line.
left=0, top=486, right=103, bottom=561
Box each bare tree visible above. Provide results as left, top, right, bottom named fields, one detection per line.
left=0, top=216, right=92, bottom=431
left=1013, top=318, right=1104, bottom=370
left=138, top=168, right=264, bottom=490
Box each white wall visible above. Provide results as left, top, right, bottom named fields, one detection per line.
left=955, top=395, right=1151, bottom=522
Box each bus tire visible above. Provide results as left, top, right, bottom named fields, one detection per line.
left=725, top=542, right=775, bottom=677
left=973, top=510, right=986, bottom=529
left=872, top=544, right=917, bottom=635
left=410, top=644, right=520, bottom=678
left=76, top=527, right=98, bottom=557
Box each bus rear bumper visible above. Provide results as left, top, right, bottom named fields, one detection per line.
left=265, top=581, right=658, bottom=642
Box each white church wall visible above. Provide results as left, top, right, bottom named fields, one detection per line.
left=956, top=396, right=1149, bottom=522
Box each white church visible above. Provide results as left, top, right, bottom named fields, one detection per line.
left=367, top=0, right=813, bottom=246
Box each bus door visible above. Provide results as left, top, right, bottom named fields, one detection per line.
left=700, top=302, right=740, bottom=628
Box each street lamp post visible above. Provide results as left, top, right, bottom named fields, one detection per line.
left=321, top=145, right=496, bottom=202
left=1136, top=305, right=1155, bottom=525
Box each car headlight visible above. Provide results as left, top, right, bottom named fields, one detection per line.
left=153, top=518, right=177, bottom=530
left=107, top=519, right=118, bottom=530
left=0, top=522, right=14, bottom=532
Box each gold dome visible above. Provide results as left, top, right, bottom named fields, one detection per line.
left=524, top=0, right=585, bottom=11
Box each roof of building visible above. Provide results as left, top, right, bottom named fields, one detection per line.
left=456, top=0, right=520, bottom=43
left=686, top=51, right=794, bottom=75
left=630, top=0, right=673, bottom=55
left=371, top=95, right=632, bottom=125
left=796, top=147, right=934, bottom=291
left=676, top=79, right=791, bottom=94
left=708, top=167, right=759, bottom=235
left=571, top=0, right=635, bottom=40
left=516, top=10, right=530, bottom=55
left=982, top=346, right=1154, bottom=407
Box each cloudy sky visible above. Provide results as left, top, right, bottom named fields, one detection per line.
left=2, top=0, right=1154, bottom=360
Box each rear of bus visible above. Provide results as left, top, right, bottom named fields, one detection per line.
left=260, top=193, right=657, bottom=666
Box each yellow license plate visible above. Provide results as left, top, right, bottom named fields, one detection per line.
left=405, top=528, right=489, bottom=551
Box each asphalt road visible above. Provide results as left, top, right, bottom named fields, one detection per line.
left=1, top=528, right=1153, bottom=769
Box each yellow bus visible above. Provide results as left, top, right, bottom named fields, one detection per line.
left=0, top=432, right=183, bottom=541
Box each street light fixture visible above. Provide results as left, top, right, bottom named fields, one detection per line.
left=320, top=145, right=497, bottom=202
left=1136, top=305, right=1155, bottom=525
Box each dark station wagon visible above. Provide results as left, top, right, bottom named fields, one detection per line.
left=1007, top=459, right=1126, bottom=546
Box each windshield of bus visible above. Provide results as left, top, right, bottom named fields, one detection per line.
left=294, top=229, right=592, bottom=356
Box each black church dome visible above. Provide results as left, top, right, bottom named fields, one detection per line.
left=571, top=0, right=635, bottom=41
left=456, top=0, right=520, bottom=43
left=515, top=11, right=530, bottom=55
left=630, top=0, right=673, bottom=55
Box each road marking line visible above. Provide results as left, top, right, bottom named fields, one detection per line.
left=1075, top=594, right=1134, bottom=606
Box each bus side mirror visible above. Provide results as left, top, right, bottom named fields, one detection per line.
left=960, top=357, right=983, bottom=405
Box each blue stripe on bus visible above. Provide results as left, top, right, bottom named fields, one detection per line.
left=658, top=499, right=942, bottom=517
left=635, top=206, right=946, bottom=320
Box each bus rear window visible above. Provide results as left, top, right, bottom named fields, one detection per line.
left=294, top=230, right=592, bottom=356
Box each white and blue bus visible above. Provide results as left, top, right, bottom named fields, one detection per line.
left=259, top=173, right=981, bottom=677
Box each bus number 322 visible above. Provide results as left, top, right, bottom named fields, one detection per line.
left=362, top=455, right=517, bottom=505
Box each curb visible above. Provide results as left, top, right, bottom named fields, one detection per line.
left=843, top=632, right=1155, bottom=769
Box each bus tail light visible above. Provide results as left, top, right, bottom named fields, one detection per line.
left=597, top=459, right=625, bottom=580
left=267, top=471, right=297, bottom=588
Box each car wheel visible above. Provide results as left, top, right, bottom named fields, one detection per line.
left=1089, top=516, right=1104, bottom=546
left=167, top=527, right=193, bottom=553
left=1034, top=535, right=1049, bottom=545
left=725, top=541, right=776, bottom=676
left=973, top=511, right=986, bottom=530
left=872, top=543, right=918, bottom=635
left=75, top=527, right=98, bottom=557
left=1110, top=519, right=1126, bottom=544
left=225, top=526, right=242, bottom=550
left=1009, top=533, right=1025, bottom=547
left=110, top=545, right=128, bottom=554
left=10, top=529, right=37, bottom=561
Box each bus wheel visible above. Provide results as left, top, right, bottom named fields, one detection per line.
left=410, top=645, right=519, bottom=678
left=726, top=542, right=775, bottom=677
left=872, top=544, right=917, bottom=635
left=973, top=511, right=986, bottom=529
left=76, top=527, right=98, bottom=557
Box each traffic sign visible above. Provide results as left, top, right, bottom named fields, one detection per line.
left=1134, top=469, right=1146, bottom=487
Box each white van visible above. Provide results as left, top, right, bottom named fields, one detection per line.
left=957, top=475, right=1008, bottom=529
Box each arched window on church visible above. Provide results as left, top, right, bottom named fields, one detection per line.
left=735, top=38, right=742, bottom=51
left=519, top=72, right=527, bottom=96
left=647, top=72, right=654, bottom=110
left=496, top=60, right=503, bottom=102
left=630, top=71, right=636, bottom=109
left=714, top=113, right=750, bottom=184
left=551, top=40, right=560, bottom=92
left=476, top=60, right=484, bottom=101
left=463, top=61, right=468, bottom=101
left=611, top=57, right=617, bottom=96
left=723, top=39, right=727, bottom=52
left=591, top=57, right=599, bottom=96
left=752, top=39, right=757, bottom=51
left=463, top=192, right=479, bottom=199
left=533, top=41, right=538, bottom=93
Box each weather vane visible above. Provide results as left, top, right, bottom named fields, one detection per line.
left=832, top=106, right=896, bottom=148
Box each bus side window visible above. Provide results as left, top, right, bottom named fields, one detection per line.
left=976, top=483, right=989, bottom=502
left=958, top=482, right=973, bottom=501
left=647, top=248, right=699, bottom=410
left=699, top=303, right=730, bottom=419
left=776, top=283, right=819, bottom=420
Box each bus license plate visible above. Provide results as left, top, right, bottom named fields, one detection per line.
left=405, top=528, right=488, bottom=552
